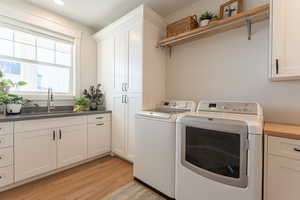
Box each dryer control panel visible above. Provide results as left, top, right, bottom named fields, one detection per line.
left=197, top=101, right=258, bottom=115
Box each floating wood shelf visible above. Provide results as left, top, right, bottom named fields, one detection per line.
left=158, top=4, right=270, bottom=48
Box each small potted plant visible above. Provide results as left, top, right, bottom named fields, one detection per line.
left=0, top=93, right=31, bottom=114
left=199, top=11, right=218, bottom=27
left=73, top=97, right=90, bottom=112
left=82, top=84, right=104, bottom=111
left=0, top=71, right=29, bottom=114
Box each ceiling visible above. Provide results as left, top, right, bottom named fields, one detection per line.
left=25, top=0, right=200, bottom=31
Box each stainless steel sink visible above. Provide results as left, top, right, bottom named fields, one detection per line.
left=20, top=109, right=76, bottom=116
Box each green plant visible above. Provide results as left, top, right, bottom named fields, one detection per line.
left=0, top=71, right=27, bottom=93
left=200, top=11, right=218, bottom=21
left=73, top=97, right=90, bottom=112
left=0, top=71, right=30, bottom=106
left=0, top=93, right=31, bottom=105
left=82, top=84, right=104, bottom=105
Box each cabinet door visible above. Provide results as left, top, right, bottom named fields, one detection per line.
left=271, top=0, right=300, bottom=80
left=124, top=93, right=142, bottom=162
left=114, top=30, right=127, bottom=93
left=15, top=129, right=57, bottom=182
left=57, top=125, right=87, bottom=168
left=98, top=36, right=115, bottom=93
left=124, top=22, right=143, bottom=93
left=267, top=155, right=300, bottom=200
left=87, top=121, right=111, bottom=158
left=111, top=94, right=126, bottom=157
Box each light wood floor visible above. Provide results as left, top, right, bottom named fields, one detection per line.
left=0, top=156, right=133, bottom=200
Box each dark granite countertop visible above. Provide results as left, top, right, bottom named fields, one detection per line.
left=0, top=110, right=112, bottom=123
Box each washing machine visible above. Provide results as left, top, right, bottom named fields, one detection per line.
left=176, top=101, right=263, bottom=200
left=134, top=100, right=196, bottom=199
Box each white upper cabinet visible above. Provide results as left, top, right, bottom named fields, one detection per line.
left=97, top=36, right=115, bottom=94
left=114, top=30, right=127, bottom=94
left=126, top=22, right=143, bottom=93
left=271, top=0, right=300, bottom=80
left=94, top=5, right=166, bottom=162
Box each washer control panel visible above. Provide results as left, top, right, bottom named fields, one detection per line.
left=160, top=101, right=196, bottom=112
left=197, top=101, right=258, bottom=115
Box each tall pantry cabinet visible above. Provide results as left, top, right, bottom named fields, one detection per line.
left=94, top=5, right=166, bottom=162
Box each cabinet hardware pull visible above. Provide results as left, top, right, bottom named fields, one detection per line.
left=96, top=123, right=105, bottom=126
left=125, top=95, right=128, bottom=104
left=122, top=95, right=125, bottom=103
left=276, top=59, right=279, bottom=74
left=122, top=83, right=125, bottom=92
left=96, top=117, right=104, bottom=119
left=0, top=156, right=2, bottom=160
left=0, top=176, right=2, bottom=179
left=294, top=148, right=300, bottom=152
left=53, top=131, right=56, bottom=141
left=59, top=130, right=62, bottom=139
left=125, top=83, right=128, bottom=92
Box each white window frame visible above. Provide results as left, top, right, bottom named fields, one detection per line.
left=0, top=8, right=82, bottom=101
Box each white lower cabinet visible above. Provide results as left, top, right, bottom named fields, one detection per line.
left=0, top=166, right=14, bottom=188
left=111, top=94, right=126, bottom=157
left=13, top=114, right=111, bottom=183
left=15, top=129, right=57, bottom=182
left=0, top=122, right=14, bottom=188
left=57, top=125, right=87, bottom=168
left=265, top=136, right=300, bottom=200
left=267, top=155, right=300, bottom=200
left=87, top=122, right=111, bottom=158
left=110, top=93, right=142, bottom=162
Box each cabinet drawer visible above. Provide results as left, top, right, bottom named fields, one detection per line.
left=88, top=114, right=110, bottom=123
left=0, top=148, right=13, bottom=168
left=0, top=123, right=13, bottom=135
left=268, top=136, right=300, bottom=160
left=0, top=166, right=13, bottom=188
left=0, top=135, right=13, bottom=149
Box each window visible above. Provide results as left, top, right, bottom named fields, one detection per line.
left=0, top=26, right=74, bottom=96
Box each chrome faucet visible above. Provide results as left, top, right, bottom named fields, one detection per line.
left=47, top=88, right=55, bottom=113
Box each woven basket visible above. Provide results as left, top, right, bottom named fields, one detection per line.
left=167, top=15, right=199, bottom=38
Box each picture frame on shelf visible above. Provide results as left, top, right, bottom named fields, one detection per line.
left=219, top=0, right=243, bottom=19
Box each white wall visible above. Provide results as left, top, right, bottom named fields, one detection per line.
left=165, top=0, right=300, bottom=125
left=0, top=0, right=97, bottom=105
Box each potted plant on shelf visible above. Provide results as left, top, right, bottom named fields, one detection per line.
left=199, top=11, right=218, bottom=27
left=82, top=84, right=104, bottom=111
left=0, top=71, right=30, bottom=114
left=73, top=97, right=90, bottom=112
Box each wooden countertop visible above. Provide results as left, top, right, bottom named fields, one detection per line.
left=264, top=123, right=300, bottom=140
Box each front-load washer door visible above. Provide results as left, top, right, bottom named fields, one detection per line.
left=180, top=116, right=249, bottom=188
